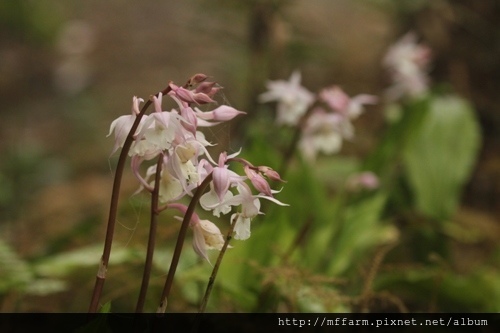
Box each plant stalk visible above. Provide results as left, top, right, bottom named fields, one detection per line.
left=198, top=215, right=236, bottom=313
left=135, top=153, right=164, bottom=313
left=88, top=85, right=172, bottom=313
left=156, top=172, right=213, bottom=313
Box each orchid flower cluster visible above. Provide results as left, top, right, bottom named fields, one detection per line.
left=259, top=71, right=377, bottom=161
left=383, top=32, right=432, bottom=101
left=108, top=74, right=287, bottom=263
left=259, top=32, right=431, bottom=161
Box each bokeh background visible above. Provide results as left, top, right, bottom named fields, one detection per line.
left=1, top=0, right=499, bottom=312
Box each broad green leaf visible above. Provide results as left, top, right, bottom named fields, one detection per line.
left=34, top=243, right=143, bottom=277
left=403, top=95, right=481, bottom=219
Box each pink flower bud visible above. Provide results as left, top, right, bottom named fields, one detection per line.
left=244, top=166, right=273, bottom=197
left=195, top=82, right=222, bottom=98
left=195, top=81, right=217, bottom=94
left=192, top=92, right=216, bottom=104
left=169, top=84, right=215, bottom=105
left=257, top=166, right=285, bottom=182
left=211, top=105, right=246, bottom=121
left=207, top=87, right=222, bottom=98
left=213, top=167, right=231, bottom=202
left=188, top=73, right=208, bottom=86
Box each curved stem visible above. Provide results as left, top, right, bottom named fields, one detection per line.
left=88, top=85, right=172, bottom=313
left=198, top=215, right=236, bottom=313
left=157, top=172, right=213, bottom=313
left=135, top=153, right=164, bottom=313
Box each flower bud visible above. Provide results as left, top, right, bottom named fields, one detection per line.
left=195, top=81, right=217, bottom=94
left=188, top=73, right=208, bottom=86
left=211, top=105, right=246, bottom=121
left=169, top=84, right=216, bottom=105
left=258, top=166, right=285, bottom=182
left=244, top=166, right=273, bottom=197
left=192, top=92, right=216, bottom=104
left=213, top=167, right=231, bottom=202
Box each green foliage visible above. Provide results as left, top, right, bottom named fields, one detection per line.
left=0, top=238, right=33, bottom=293
left=364, top=93, right=482, bottom=222
left=375, top=265, right=500, bottom=312
left=0, top=144, right=48, bottom=220
left=99, top=302, right=112, bottom=313
left=0, top=0, right=494, bottom=316
left=363, top=97, right=430, bottom=177
left=4, top=89, right=488, bottom=313
left=403, top=96, right=481, bottom=219
left=0, top=238, right=67, bottom=297
left=34, top=244, right=144, bottom=277
left=359, top=93, right=492, bottom=312
left=183, top=92, right=488, bottom=313
left=325, top=192, right=396, bottom=276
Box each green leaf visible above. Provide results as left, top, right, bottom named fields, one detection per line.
left=363, top=97, right=429, bottom=176
left=403, top=95, right=481, bottom=219
left=0, top=238, right=34, bottom=292
left=326, top=193, right=396, bottom=275
left=34, top=244, right=143, bottom=277
left=99, top=301, right=112, bottom=313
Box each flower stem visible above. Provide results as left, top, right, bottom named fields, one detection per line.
left=156, top=172, right=213, bottom=313
left=278, top=102, right=317, bottom=177
left=88, top=85, right=172, bottom=313
left=198, top=215, right=236, bottom=313
left=135, top=153, right=164, bottom=313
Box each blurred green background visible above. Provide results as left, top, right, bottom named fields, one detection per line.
left=1, top=0, right=499, bottom=312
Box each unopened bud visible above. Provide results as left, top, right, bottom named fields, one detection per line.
left=211, top=105, right=246, bottom=121
left=188, top=73, right=208, bottom=87
left=170, top=85, right=215, bottom=105
left=245, top=166, right=273, bottom=197
left=258, top=166, right=285, bottom=182
left=195, top=81, right=217, bottom=94
left=192, top=92, right=216, bottom=104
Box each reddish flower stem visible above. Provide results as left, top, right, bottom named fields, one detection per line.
left=198, top=215, right=237, bottom=313
left=135, top=153, right=164, bottom=313
left=88, top=84, right=173, bottom=313
left=156, top=172, right=213, bottom=313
